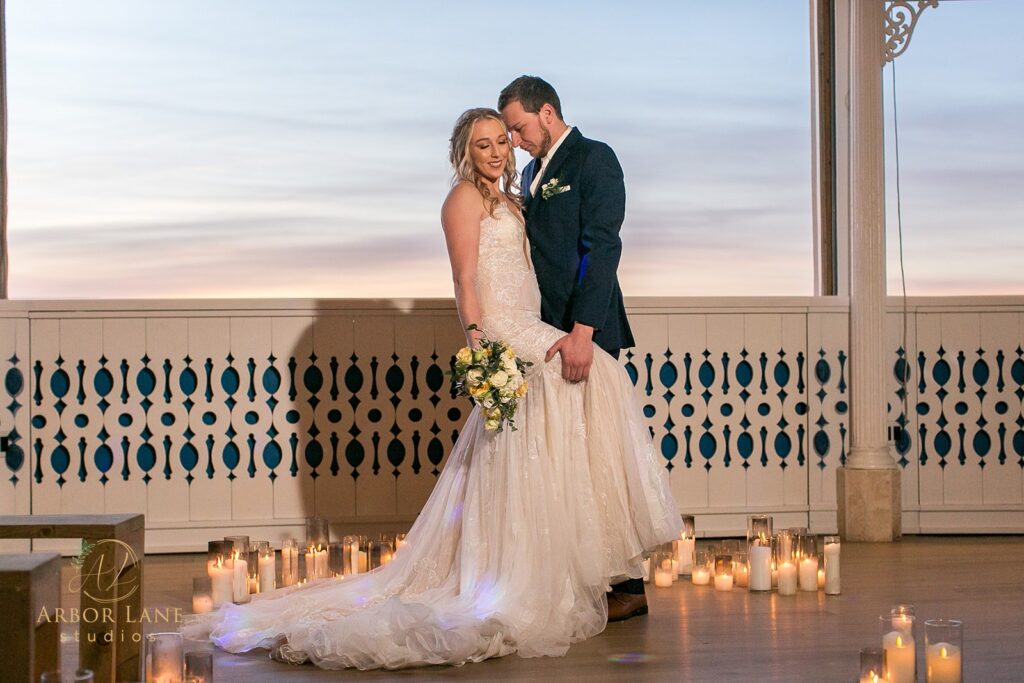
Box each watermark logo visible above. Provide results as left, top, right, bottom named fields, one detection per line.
left=67, top=538, right=141, bottom=603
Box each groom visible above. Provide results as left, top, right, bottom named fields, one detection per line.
left=498, top=76, right=643, bottom=622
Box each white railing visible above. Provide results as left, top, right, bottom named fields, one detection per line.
left=1, top=295, right=1021, bottom=552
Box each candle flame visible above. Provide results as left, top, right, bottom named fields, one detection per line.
left=896, top=635, right=903, bottom=648
left=940, top=646, right=947, bottom=658
left=871, top=673, right=879, bottom=683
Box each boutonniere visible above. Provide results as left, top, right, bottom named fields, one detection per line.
left=541, top=178, right=571, bottom=200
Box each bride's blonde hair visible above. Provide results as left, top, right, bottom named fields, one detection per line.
left=449, top=108, right=521, bottom=217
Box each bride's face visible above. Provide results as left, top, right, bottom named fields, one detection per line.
left=468, top=118, right=511, bottom=183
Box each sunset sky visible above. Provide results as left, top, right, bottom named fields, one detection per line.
left=5, top=1, right=1021, bottom=298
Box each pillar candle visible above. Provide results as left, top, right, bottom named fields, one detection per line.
left=749, top=544, right=772, bottom=591
left=691, top=565, right=711, bottom=585
left=259, top=553, right=276, bottom=593
left=777, top=561, right=798, bottom=595
left=824, top=540, right=841, bottom=594
left=675, top=537, right=695, bottom=575
left=883, top=631, right=916, bottom=683
left=192, top=593, right=213, bottom=614
left=281, top=546, right=296, bottom=587
left=316, top=548, right=328, bottom=578
left=734, top=562, right=749, bottom=587
left=817, top=566, right=825, bottom=589
left=231, top=553, right=249, bottom=603
left=654, top=560, right=674, bottom=588
left=359, top=550, right=368, bottom=573
left=305, top=547, right=317, bottom=580
left=926, top=643, right=961, bottom=683
left=209, top=560, right=233, bottom=608
left=799, top=556, right=818, bottom=591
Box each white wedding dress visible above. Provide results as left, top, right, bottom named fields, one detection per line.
left=182, top=204, right=682, bottom=670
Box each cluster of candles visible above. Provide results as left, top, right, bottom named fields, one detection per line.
left=192, top=517, right=407, bottom=613
left=645, top=514, right=841, bottom=597
left=860, top=606, right=963, bottom=683
left=143, top=632, right=212, bottom=683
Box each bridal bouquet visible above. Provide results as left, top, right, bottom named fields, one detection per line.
left=449, top=325, right=532, bottom=432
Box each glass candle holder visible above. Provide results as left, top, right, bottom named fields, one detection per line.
left=253, top=541, right=275, bottom=593
left=184, top=651, right=213, bottom=683
left=328, top=541, right=345, bottom=578
left=145, top=632, right=184, bottom=683
left=206, top=541, right=232, bottom=608
left=713, top=554, right=734, bottom=591
left=691, top=549, right=711, bottom=586
left=925, top=619, right=963, bottom=683
left=280, top=538, right=299, bottom=587
left=890, top=604, right=916, bottom=637
left=379, top=540, right=395, bottom=567
left=223, top=538, right=250, bottom=604
left=223, top=536, right=249, bottom=557
left=191, top=577, right=213, bottom=614
left=732, top=551, right=749, bottom=587
left=746, top=515, right=773, bottom=591
left=674, top=514, right=696, bottom=576
left=305, top=516, right=329, bottom=549
left=247, top=540, right=267, bottom=593
left=823, top=535, right=841, bottom=595
left=859, top=647, right=887, bottom=683
left=652, top=545, right=675, bottom=588
left=358, top=535, right=370, bottom=573
left=304, top=541, right=328, bottom=580
left=798, top=535, right=818, bottom=591
left=775, top=531, right=797, bottom=596
left=881, top=614, right=916, bottom=683
left=816, top=552, right=825, bottom=589
left=340, top=535, right=359, bottom=575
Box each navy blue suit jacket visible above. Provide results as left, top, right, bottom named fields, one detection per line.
left=522, top=127, right=635, bottom=354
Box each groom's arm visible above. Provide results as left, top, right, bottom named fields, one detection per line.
left=570, top=142, right=626, bottom=333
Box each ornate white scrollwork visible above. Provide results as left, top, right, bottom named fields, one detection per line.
left=884, top=0, right=939, bottom=62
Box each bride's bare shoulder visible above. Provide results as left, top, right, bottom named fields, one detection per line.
left=442, top=182, right=486, bottom=227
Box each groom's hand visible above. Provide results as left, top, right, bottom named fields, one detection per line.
left=545, top=323, right=595, bottom=382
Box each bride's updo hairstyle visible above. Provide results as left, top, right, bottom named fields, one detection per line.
left=449, top=107, right=521, bottom=217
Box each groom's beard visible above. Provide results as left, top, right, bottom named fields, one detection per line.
left=535, top=126, right=553, bottom=159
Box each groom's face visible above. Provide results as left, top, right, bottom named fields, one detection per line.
left=501, top=100, right=553, bottom=160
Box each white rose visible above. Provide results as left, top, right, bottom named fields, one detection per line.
left=502, top=356, right=517, bottom=373
left=482, top=398, right=495, bottom=409
left=466, top=368, right=484, bottom=384
left=490, top=370, right=509, bottom=388
left=485, top=419, right=501, bottom=431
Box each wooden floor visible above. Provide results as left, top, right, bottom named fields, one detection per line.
left=57, top=536, right=1023, bottom=682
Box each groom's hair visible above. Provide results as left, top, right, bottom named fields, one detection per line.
left=498, top=76, right=563, bottom=120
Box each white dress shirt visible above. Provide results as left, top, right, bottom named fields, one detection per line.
left=530, top=126, right=574, bottom=196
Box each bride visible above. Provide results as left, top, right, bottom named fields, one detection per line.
left=182, top=108, right=681, bottom=670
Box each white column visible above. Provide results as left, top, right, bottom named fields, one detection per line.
left=846, top=0, right=895, bottom=471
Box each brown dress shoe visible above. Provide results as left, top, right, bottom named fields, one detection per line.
left=607, top=591, right=649, bottom=622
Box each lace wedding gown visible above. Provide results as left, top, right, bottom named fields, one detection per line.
left=182, top=204, right=682, bottom=670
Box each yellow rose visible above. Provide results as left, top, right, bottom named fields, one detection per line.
left=484, top=407, right=501, bottom=420
left=515, top=382, right=528, bottom=398
left=484, top=419, right=501, bottom=431
left=469, top=382, right=491, bottom=398
left=456, top=347, right=473, bottom=364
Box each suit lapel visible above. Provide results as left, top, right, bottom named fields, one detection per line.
left=528, top=127, right=582, bottom=212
